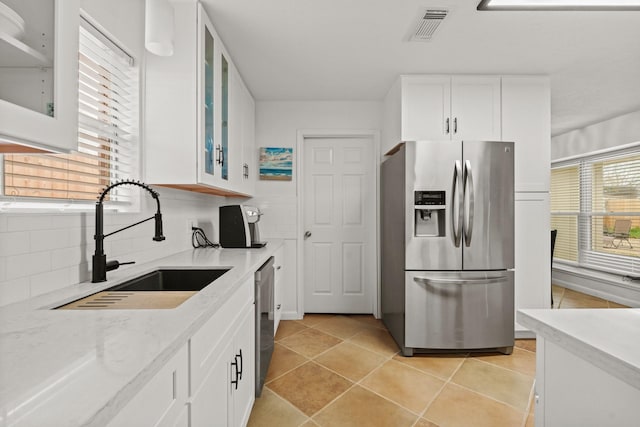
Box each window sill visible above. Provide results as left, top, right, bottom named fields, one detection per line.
left=0, top=197, right=133, bottom=213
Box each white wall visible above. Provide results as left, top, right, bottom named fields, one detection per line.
left=0, top=0, right=230, bottom=306
left=552, top=110, right=640, bottom=160
left=252, top=101, right=383, bottom=318
left=551, top=109, right=640, bottom=307
left=252, top=101, right=383, bottom=238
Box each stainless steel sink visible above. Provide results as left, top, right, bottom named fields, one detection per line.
left=53, top=268, right=231, bottom=310
left=104, top=268, right=231, bottom=292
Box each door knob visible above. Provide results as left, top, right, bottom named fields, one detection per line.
left=304, top=231, right=312, bottom=239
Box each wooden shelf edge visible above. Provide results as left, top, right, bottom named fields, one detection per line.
left=385, top=142, right=405, bottom=157
left=154, top=183, right=251, bottom=198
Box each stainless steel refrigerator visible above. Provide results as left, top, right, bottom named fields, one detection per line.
left=382, top=140, right=514, bottom=356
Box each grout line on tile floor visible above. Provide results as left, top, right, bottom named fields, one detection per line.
left=260, top=385, right=315, bottom=426
left=411, top=351, right=469, bottom=421
left=447, top=379, right=533, bottom=415
left=471, top=355, right=536, bottom=378
left=263, top=363, right=305, bottom=386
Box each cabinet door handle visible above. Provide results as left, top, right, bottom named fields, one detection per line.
left=215, top=145, right=221, bottom=165
left=220, top=146, right=225, bottom=167
left=454, top=117, right=458, bottom=134
left=236, top=349, right=243, bottom=380
left=276, top=265, right=282, bottom=270
left=446, top=118, right=450, bottom=134
left=277, top=304, right=282, bottom=310
left=231, top=359, right=239, bottom=390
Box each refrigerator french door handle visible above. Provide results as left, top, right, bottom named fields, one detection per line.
left=413, top=276, right=507, bottom=286
left=463, top=160, right=475, bottom=247
left=452, top=161, right=463, bottom=247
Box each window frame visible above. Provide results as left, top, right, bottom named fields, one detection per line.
left=0, top=12, right=141, bottom=214
left=551, top=142, right=640, bottom=276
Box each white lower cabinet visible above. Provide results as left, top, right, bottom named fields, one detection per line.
left=273, top=246, right=285, bottom=333
left=109, top=277, right=256, bottom=427
left=108, top=345, right=189, bottom=427
left=514, top=192, right=550, bottom=334
left=191, top=335, right=234, bottom=427
left=535, top=337, right=640, bottom=427
left=190, top=277, right=255, bottom=427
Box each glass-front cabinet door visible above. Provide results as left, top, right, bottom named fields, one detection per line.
left=220, top=53, right=229, bottom=181
left=0, top=0, right=79, bottom=152
left=198, top=5, right=230, bottom=187
left=203, top=23, right=214, bottom=176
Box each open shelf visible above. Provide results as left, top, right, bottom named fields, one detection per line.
left=0, top=31, right=50, bottom=67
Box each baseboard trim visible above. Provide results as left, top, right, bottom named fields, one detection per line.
left=515, top=330, right=536, bottom=339
left=553, top=265, right=640, bottom=307
left=281, top=311, right=302, bottom=321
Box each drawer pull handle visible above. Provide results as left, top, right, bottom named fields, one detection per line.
left=236, top=349, right=243, bottom=380
left=231, top=359, right=239, bottom=390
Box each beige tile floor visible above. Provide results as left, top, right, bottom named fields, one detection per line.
left=249, top=315, right=535, bottom=427
left=249, top=286, right=628, bottom=427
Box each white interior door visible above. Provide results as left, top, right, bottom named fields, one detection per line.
left=303, top=136, right=376, bottom=313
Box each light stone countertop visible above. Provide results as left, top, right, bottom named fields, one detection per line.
left=0, top=241, right=283, bottom=427
left=517, top=308, right=640, bottom=390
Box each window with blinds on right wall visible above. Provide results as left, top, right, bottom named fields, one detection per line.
left=551, top=146, right=640, bottom=276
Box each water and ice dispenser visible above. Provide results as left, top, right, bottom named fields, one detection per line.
left=414, top=191, right=446, bottom=237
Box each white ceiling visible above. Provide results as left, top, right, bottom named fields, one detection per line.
left=201, top=0, right=640, bottom=136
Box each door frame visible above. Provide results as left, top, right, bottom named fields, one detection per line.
left=296, top=129, right=381, bottom=318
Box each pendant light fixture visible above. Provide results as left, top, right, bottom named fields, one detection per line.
left=145, top=0, right=175, bottom=56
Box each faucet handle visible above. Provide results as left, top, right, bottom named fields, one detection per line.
left=105, top=260, right=135, bottom=272
left=153, top=212, right=165, bottom=241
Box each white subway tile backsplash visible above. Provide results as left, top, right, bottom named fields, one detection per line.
left=5, top=251, right=52, bottom=281
left=0, top=231, right=30, bottom=256
left=68, top=262, right=90, bottom=285
left=30, top=268, right=71, bottom=297
left=0, top=188, right=226, bottom=306
left=51, top=213, right=84, bottom=229
left=0, top=277, right=29, bottom=307
left=7, top=215, right=53, bottom=231
left=29, top=229, right=72, bottom=252
left=51, top=247, right=86, bottom=269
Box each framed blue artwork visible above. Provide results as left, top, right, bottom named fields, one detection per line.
left=259, top=147, right=293, bottom=181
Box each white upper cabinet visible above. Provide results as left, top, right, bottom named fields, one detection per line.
left=451, top=76, right=501, bottom=140
left=399, top=75, right=501, bottom=143
left=145, top=1, right=255, bottom=197
left=501, top=76, right=551, bottom=192
left=401, top=76, right=451, bottom=140
left=0, top=0, right=79, bottom=153
left=231, top=66, right=256, bottom=196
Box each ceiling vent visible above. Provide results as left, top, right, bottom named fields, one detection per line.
left=410, top=9, right=448, bottom=42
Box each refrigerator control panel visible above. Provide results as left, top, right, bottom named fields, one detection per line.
left=414, top=191, right=446, bottom=237
left=415, top=190, right=445, bottom=206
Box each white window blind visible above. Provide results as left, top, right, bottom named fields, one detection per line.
left=551, top=145, right=640, bottom=275
left=2, top=16, right=139, bottom=206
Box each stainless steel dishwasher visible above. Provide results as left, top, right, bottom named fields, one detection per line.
left=255, top=256, right=274, bottom=397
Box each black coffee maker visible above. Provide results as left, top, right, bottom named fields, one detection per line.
left=219, top=205, right=266, bottom=248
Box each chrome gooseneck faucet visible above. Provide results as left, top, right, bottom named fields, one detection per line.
left=92, top=180, right=165, bottom=283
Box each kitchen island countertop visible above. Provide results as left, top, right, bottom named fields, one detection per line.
left=517, top=308, right=640, bottom=390
left=0, top=241, right=282, bottom=426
